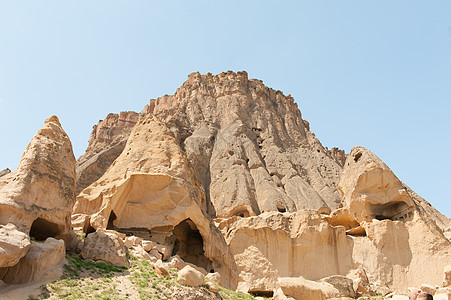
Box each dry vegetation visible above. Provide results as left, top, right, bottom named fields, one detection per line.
left=28, top=253, right=258, bottom=300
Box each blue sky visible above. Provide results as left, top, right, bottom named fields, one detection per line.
left=1, top=1, right=450, bottom=217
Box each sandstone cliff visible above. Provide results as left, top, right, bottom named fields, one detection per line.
left=76, top=111, right=138, bottom=193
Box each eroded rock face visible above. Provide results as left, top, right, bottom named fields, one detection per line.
left=0, top=237, right=65, bottom=284
left=81, top=231, right=128, bottom=266
left=141, top=71, right=344, bottom=217
left=0, top=116, right=76, bottom=243
left=73, top=115, right=238, bottom=288
left=0, top=168, right=10, bottom=178
left=216, top=211, right=354, bottom=293
left=76, top=111, right=138, bottom=194
left=0, top=223, right=31, bottom=268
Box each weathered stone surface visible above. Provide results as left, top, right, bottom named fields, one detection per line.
left=351, top=216, right=451, bottom=292
left=444, top=265, right=451, bottom=287
left=124, top=236, right=142, bottom=249
left=0, top=168, right=10, bottom=178
left=205, top=281, right=218, bottom=293
left=0, top=116, right=76, bottom=243
left=81, top=231, right=128, bottom=266
left=0, top=223, right=30, bottom=268
left=277, top=276, right=340, bottom=300
left=0, top=238, right=65, bottom=284
left=142, top=71, right=344, bottom=217
left=76, top=111, right=138, bottom=194
left=155, top=259, right=170, bottom=276
left=217, top=211, right=353, bottom=293
left=206, top=272, right=222, bottom=286
left=319, top=275, right=355, bottom=298
left=72, top=114, right=238, bottom=288
left=177, top=265, right=205, bottom=287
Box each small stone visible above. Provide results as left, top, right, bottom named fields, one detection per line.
left=155, top=259, right=169, bottom=277
left=177, top=265, right=205, bottom=287
left=206, top=281, right=218, bottom=293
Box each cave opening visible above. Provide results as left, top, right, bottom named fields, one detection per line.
left=170, top=219, right=212, bottom=271
left=370, top=201, right=412, bottom=222
left=107, top=211, right=117, bottom=230
left=249, top=290, right=274, bottom=297
left=29, top=218, right=61, bottom=241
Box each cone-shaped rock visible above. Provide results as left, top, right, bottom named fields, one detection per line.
left=0, top=115, right=76, bottom=243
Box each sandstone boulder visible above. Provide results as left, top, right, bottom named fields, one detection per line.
left=205, top=281, right=217, bottom=293
left=0, top=223, right=30, bottom=268
left=155, top=259, right=170, bottom=276
left=124, top=235, right=142, bottom=249
left=0, top=237, right=65, bottom=284
left=206, top=272, right=222, bottom=286
left=277, top=276, right=340, bottom=300
left=177, top=265, right=205, bottom=287
left=318, top=275, right=355, bottom=298
left=81, top=231, right=128, bottom=266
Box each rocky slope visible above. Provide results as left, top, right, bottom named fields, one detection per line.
left=1, top=71, right=450, bottom=300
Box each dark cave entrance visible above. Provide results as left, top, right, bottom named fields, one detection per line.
left=170, top=219, right=212, bottom=271
left=370, top=201, right=412, bottom=221
left=29, top=218, right=61, bottom=241
left=107, top=211, right=117, bottom=230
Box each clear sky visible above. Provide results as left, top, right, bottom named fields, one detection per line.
left=1, top=1, right=450, bottom=217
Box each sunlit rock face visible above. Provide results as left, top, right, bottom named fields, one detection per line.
left=0, top=115, right=76, bottom=243
left=71, top=71, right=451, bottom=295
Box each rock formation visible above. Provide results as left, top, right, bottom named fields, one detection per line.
left=1, top=71, right=450, bottom=299
left=0, top=116, right=76, bottom=242
left=76, top=111, right=138, bottom=193
left=0, top=115, right=75, bottom=285
left=72, top=114, right=238, bottom=287
left=0, top=168, right=10, bottom=178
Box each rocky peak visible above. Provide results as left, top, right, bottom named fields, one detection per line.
left=0, top=168, right=11, bottom=178
left=76, top=111, right=138, bottom=193
left=0, top=115, right=76, bottom=239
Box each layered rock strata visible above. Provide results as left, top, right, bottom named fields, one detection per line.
left=76, top=111, right=138, bottom=193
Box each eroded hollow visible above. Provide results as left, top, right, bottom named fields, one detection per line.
left=249, top=290, right=274, bottom=297
left=30, top=218, right=61, bottom=241
left=370, top=201, right=412, bottom=221
left=170, top=219, right=212, bottom=271
left=107, top=211, right=117, bottom=230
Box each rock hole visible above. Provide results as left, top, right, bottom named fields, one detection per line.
left=354, top=152, right=362, bottom=162
left=370, top=201, right=412, bottom=221
left=29, top=218, right=61, bottom=241
left=229, top=150, right=234, bottom=156
left=277, top=207, right=286, bottom=213
left=170, top=219, right=212, bottom=271
left=85, top=223, right=96, bottom=234
left=210, top=269, right=215, bottom=273
left=249, top=290, right=274, bottom=297
left=317, top=149, right=320, bottom=153
left=107, top=211, right=117, bottom=230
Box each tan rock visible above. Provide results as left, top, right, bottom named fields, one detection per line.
left=0, top=168, right=10, bottom=178
left=0, top=237, right=65, bottom=284
left=81, top=231, right=128, bottom=266
left=155, top=259, right=169, bottom=276
left=444, top=265, right=451, bottom=287
left=153, top=243, right=171, bottom=260
left=318, top=275, right=355, bottom=298
left=76, top=111, right=138, bottom=193
left=0, top=116, right=76, bottom=243
left=168, top=255, right=186, bottom=270
left=130, top=245, right=155, bottom=262
left=149, top=249, right=163, bottom=260
left=420, top=283, right=436, bottom=295
left=177, top=265, right=205, bottom=287
left=145, top=71, right=344, bottom=217
left=218, top=211, right=353, bottom=292
left=73, top=115, right=238, bottom=288
left=0, top=223, right=30, bottom=268
left=206, top=281, right=217, bottom=293
left=206, top=272, right=222, bottom=286
left=141, top=240, right=154, bottom=252
left=124, top=235, right=142, bottom=249
left=277, top=276, right=340, bottom=300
